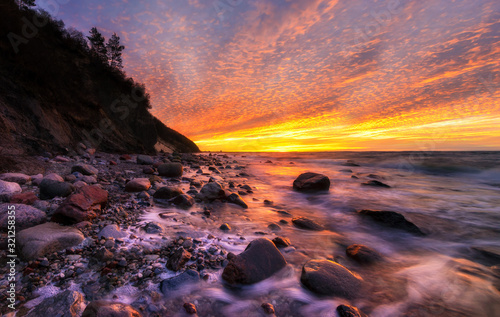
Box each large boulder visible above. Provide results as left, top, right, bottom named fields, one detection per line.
left=346, top=244, right=382, bottom=265
left=43, top=173, right=64, bottom=182
left=198, top=182, right=225, bottom=201
left=293, top=172, right=330, bottom=192
left=336, top=305, right=368, bottom=317
left=153, top=186, right=184, bottom=200
left=39, top=179, right=74, bottom=200
left=98, top=224, right=127, bottom=239
left=300, top=259, right=362, bottom=299
left=357, top=210, right=425, bottom=236
left=160, top=269, right=200, bottom=295
left=226, top=193, right=248, bottom=208
left=0, top=180, right=22, bottom=201
left=222, top=238, right=287, bottom=285
left=136, top=155, right=153, bottom=165
left=171, top=194, right=195, bottom=208
left=17, top=222, right=84, bottom=260
left=26, top=290, right=85, bottom=317
left=71, top=164, right=98, bottom=176
left=10, top=191, right=38, bottom=205
left=292, top=217, right=324, bottom=231
left=0, top=173, right=31, bottom=185
left=158, top=163, right=183, bottom=177
left=52, top=185, right=108, bottom=224
left=124, top=178, right=151, bottom=192
left=82, top=301, right=141, bottom=317
left=0, top=203, right=46, bottom=231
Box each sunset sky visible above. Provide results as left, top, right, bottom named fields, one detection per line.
left=40, top=0, right=500, bottom=151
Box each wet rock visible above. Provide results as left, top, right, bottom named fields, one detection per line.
left=81, top=175, right=97, bottom=184
left=40, top=179, right=74, bottom=200
left=137, top=155, right=153, bottom=165
left=160, top=269, right=200, bottom=294
left=52, top=185, right=108, bottom=224
left=17, top=222, right=84, bottom=260
left=301, top=259, right=362, bottom=299
left=120, top=154, right=132, bottom=161
left=222, top=238, right=287, bottom=285
left=272, top=237, right=291, bottom=248
left=292, top=217, right=324, bottom=231
left=220, top=223, right=231, bottom=231
left=144, top=222, right=165, bottom=234
left=142, top=167, right=155, bottom=175
left=293, top=172, right=330, bottom=192
left=71, top=164, right=98, bottom=176
left=98, top=224, right=127, bottom=239
left=0, top=173, right=31, bottom=185
left=95, top=248, right=114, bottom=262
left=471, top=246, right=500, bottom=265
left=226, top=193, right=248, bottom=208
left=82, top=300, right=141, bottom=317
left=167, top=248, right=192, bottom=271
left=0, top=203, right=46, bottom=231
left=343, top=160, right=360, bottom=167
left=361, top=180, right=391, bottom=188
left=171, top=194, right=195, bottom=208
left=158, top=163, right=183, bottom=177
left=261, top=303, right=275, bottom=314
left=336, top=304, right=368, bottom=317
left=346, top=244, right=382, bottom=265
left=198, top=182, right=225, bottom=201
left=268, top=223, right=281, bottom=231
left=26, top=290, right=85, bottom=317
left=153, top=186, right=183, bottom=200
left=125, top=178, right=151, bottom=192
left=357, top=210, right=425, bottom=236
left=0, top=180, right=22, bottom=201
left=183, top=303, right=197, bottom=315
left=10, top=191, right=38, bottom=205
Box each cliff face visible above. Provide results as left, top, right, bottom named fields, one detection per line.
left=0, top=1, right=199, bottom=155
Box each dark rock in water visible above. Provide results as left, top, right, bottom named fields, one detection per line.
left=226, top=193, right=248, bottom=208
left=272, top=236, right=291, bottom=248
left=261, top=303, right=275, bottom=314
left=343, top=160, right=360, bottom=167
left=0, top=203, right=46, bottom=231
left=17, top=222, right=84, bottom=260
left=98, top=224, right=127, bottom=239
left=160, top=270, right=200, bottom=295
left=300, top=259, right=362, bottom=299
left=52, top=185, right=108, bottom=224
left=136, top=155, right=153, bottom=165
left=222, top=238, right=287, bottom=285
left=71, top=164, right=98, bottom=176
left=144, top=222, right=165, bottom=234
left=292, top=217, right=324, bottom=231
left=268, top=223, right=281, bottom=231
left=346, top=244, right=382, bottom=265
left=471, top=246, right=500, bottom=265
left=336, top=304, right=368, bottom=317
left=361, top=180, right=391, bottom=188
left=293, top=172, right=330, bottom=192
left=198, top=182, right=225, bottom=201
left=183, top=303, right=197, bottom=315
left=357, top=210, right=425, bottom=236
left=220, top=223, right=231, bottom=231
left=125, top=178, right=151, bottom=192
left=171, top=194, right=195, bottom=208
left=26, top=290, right=85, bottom=317
left=153, top=186, right=183, bottom=200
left=167, top=248, right=192, bottom=271
left=82, top=300, right=141, bottom=317
left=339, top=169, right=353, bottom=173
left=158, top=163, right=183, bottom=177
left=39, top=179, right=74, bottom=199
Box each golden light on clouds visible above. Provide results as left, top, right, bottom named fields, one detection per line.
left=46, top=0, right=500, bottom=151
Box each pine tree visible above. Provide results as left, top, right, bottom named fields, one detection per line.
left=106, top=33, right=125, bottom=70
left=87, top=27, right=107, bottom=62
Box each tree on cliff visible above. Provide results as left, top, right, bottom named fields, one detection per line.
left=106, top=33, right=125, bottom=70
left=87, top=27, right=107, bottom=62
left=18, top=0, right=36, bottom=9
